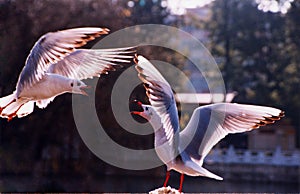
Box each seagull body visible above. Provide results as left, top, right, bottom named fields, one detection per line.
left=19, top=73, right=78, bottom=99
left=132, top=55, right=284, bottom=192
left=0, top=27, right=134, bottom=120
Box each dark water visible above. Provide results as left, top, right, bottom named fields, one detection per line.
left=1, top=174, right=299, bottom=192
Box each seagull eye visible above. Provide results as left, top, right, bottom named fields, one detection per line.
left=70, top=83, right=74, bottom=87
left=145, top=107, right=149, bottom=111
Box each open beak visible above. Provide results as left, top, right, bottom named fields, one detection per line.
left=131, top=111, right=142, bottom=115
left=80, top=85, right=91, bottom=96
left=130, top=100, right=143, bottom=115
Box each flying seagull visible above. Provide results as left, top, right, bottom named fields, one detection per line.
left=131, top=55, right=284, bottom=192
left=0, top=27, right=135, bottom=121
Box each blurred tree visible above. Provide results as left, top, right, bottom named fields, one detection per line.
left=205, top=0, right=300, bottom=146
left=281, top=1, right=300, bottom=146
left=127, top=0, right=169, bottom=24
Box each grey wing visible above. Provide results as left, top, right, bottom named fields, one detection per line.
left=47, top=47, right=135, bottom=80
left=16, top=27, right=109, bottom=96
left=135, top=55, right=180, bottom=154
left=180, top=103, right=284, bottom=165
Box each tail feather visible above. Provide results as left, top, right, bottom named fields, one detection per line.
left=184, top=160, right=223, bottom=180
left=198, top=166, right=223, bottom=180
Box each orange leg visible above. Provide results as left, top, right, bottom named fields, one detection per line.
left=178, top=173, right=184, bottom=193
left=163, top=170, right=171, bottom=187
left=0, top=99, right=16, bottom=114
left=5, top=103, right=25, bottom=122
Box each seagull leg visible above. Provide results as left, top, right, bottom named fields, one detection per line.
left=163, top=170, right=170, bottom=187
left=5, top=103, right=25, bottom=122
left=7, top=115, right=14, bottom=122
left=179, top=173, right=184, bottom=193
left=0, top=99, right=16, bottom=114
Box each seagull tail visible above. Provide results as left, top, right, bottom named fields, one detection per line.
left=0, top=92, right=34, bottom=120
left=184, top=160, right=223, bottom=181
left=199, top=166, right=223, bottom=181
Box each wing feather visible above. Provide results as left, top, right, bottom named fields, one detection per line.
left=16, top=27, right=109, bottom=96
left=135, top=55, right=180, bottom=156
left=180, top=103, right=284, bottom=165
left=47, top=47, right=135, bottom=80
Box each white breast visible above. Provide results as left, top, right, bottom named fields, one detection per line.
left=18, top=73, right=71, bottom=100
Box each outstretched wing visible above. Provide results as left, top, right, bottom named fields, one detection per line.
left=135, top=55, right=180, bottom=158
left=180, top=103, right=284, bottom=165
left=47, top=47, right=135, bottom=80
left=16, top=27, right=109, bottom=96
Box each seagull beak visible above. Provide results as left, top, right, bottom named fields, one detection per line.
left=131, top=111, right=142, bottom=115
left=80, top=85, right=91, bottom=96
left=130, top=100, right=144, bottom=115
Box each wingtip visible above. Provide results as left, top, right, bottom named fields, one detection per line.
left=279, top=110, right=285, bottom=117
left=134, top=54, right=139, bottom=64
left=269, top=110, right=285, bottom=121
left=101, top=28, right=110, bottom=34
left=251, top=108, right=285, bottom=130
left=135, top=65, right=143, bottom=73
left=137, top=55, right=147, bottom=62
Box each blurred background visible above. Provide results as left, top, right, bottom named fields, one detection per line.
left=0, top=0, right=299, bottom=192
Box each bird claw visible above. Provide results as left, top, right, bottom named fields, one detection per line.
left=7, top=116, right=14, bottom=122
left=4, top=113, right=16, bottom=122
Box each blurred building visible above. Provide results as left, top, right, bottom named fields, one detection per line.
left=248, top=120, right=296, bottom=151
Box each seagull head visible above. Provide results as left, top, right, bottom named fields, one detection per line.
left=131, top=100, right=154, bottom=121
left=70, top=79, right=90, bottom=96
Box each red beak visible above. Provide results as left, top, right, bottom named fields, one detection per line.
left=130, top=100, right=143, bottom=115
left=131, top=111, right=141, bottom=115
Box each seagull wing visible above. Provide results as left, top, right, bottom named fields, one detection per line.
left=47, top=47, right=135, bottom=80
left=180, top=103, right=284, bottom=165
left=135, top=55, right=180, bottom=158
left=16, top=27, right=109, bottom=96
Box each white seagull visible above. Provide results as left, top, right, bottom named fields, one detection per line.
left=131, top=55, right=284, bottom=192
left=0, top=27, right=135, bottom=121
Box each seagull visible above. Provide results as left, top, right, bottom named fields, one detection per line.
left=131, top=55, right=284, bottom=192
left=0, top=27, right=135, bottom=121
